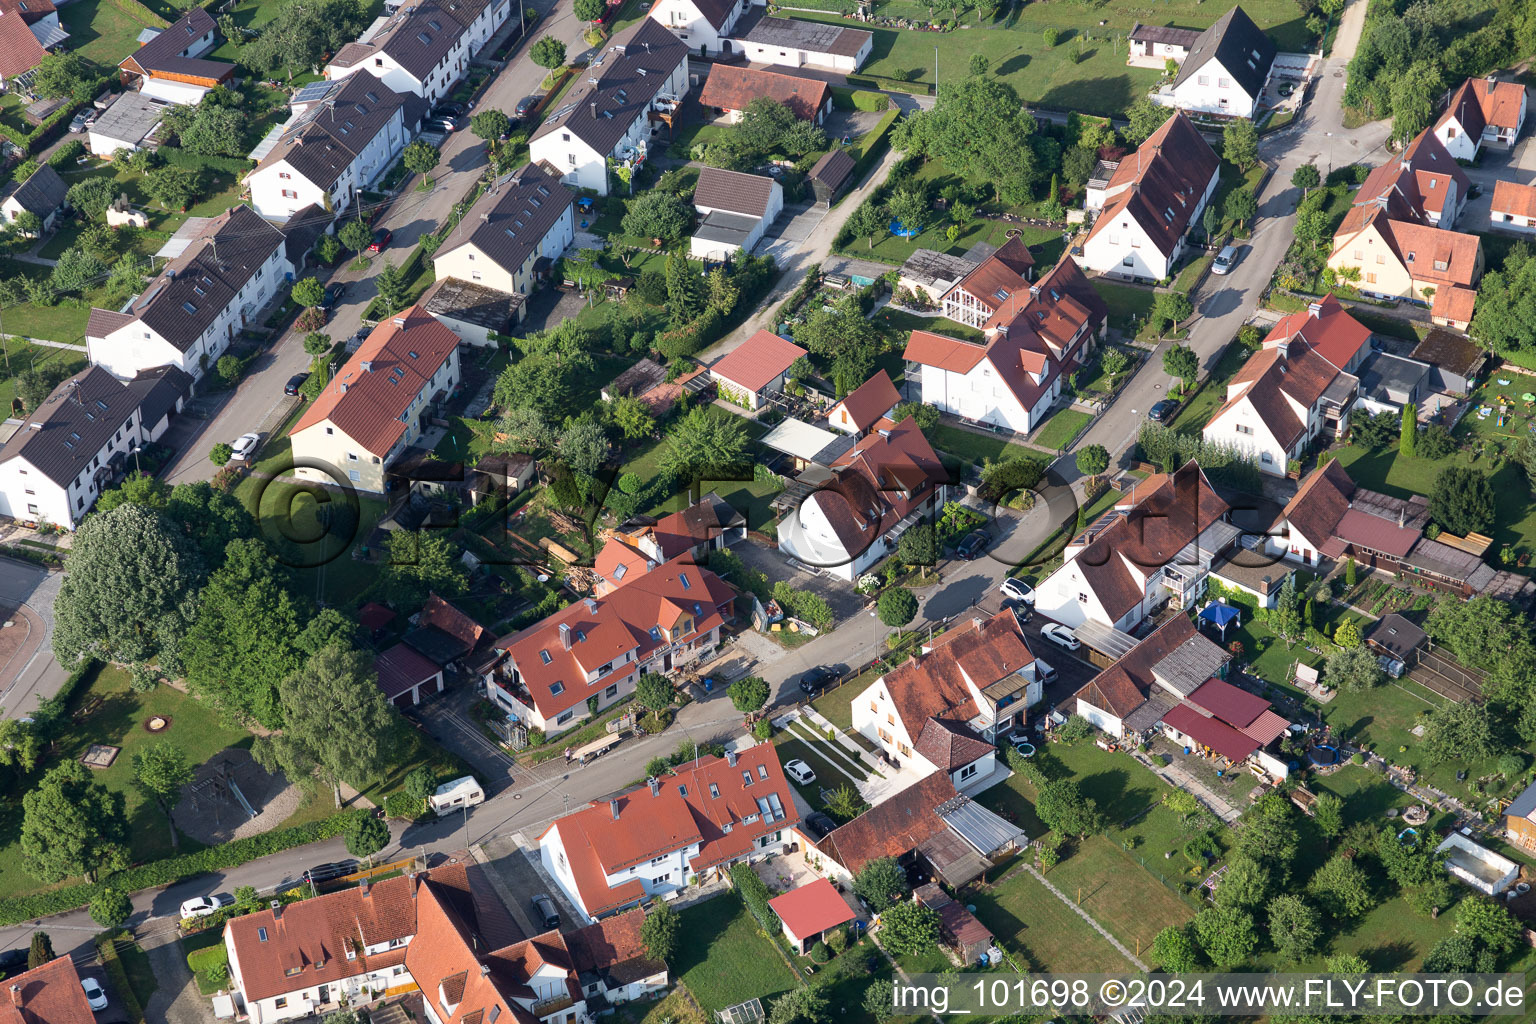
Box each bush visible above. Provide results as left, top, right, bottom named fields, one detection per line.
left=753, top=718, right=774, bottom=740
left=96, top=933, right=146, bottom=1024
left=383, top=792, right=427, bottom=820
left=731, top=862, right=779, bottom=930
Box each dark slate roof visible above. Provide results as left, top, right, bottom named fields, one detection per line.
left=91, top=205, right=286, bottom=352
left=434, top=164, right=575, bottom=275
left=1170, top=5, right=1275, bottom=100
left=421, top=276, right=523, bottom=332
left=808, top=148, right=855, bottom=191
left=122, top=8, right=233, bottom=81
left=1366, top=612, right=1425, bottom=661
left=335, top=0, right=494, bottom=82
left=735, top=11, right=871, bottom=58
left=0, top=365, right=188, bottom=488
left=693, top=166, right=778, bottom=219
left=531, top=19, right=689, bottom=156
left=1507, top=780, right=1536, bottom=822
left=257, top=73, right=414, bottom=191
left=130, top=364, right=193, bottom=427
left=281, top=204, right=333, bottom=267
left=8, top=164, right=67, bottom=217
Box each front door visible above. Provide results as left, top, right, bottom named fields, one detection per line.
left=318, top=986, right=330, bottom=1005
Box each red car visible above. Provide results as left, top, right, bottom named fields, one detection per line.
left=368, top=228, right=392, bottom=253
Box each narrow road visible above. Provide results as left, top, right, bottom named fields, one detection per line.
left=0, top=556, right=66, bottom=720
left=159, top=0, right=591, bottom=486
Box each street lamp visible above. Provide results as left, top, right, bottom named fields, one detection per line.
left=131, top=446, right=142, bottom=475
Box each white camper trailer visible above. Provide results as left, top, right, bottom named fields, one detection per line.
left=428, top=776, right=486, bottom=816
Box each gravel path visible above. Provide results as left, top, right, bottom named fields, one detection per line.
left=141, top=929, right=214, bottom=1024
left=173, top=748, right=303, bottom=845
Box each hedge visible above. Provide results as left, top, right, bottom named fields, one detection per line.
left=47, top=140, right=85, bottom=169
left=0, top=811, right=353, bottom=926
left=154, top=147, right=254, bottom=176
left=847, top=107, right=900, bottom=183
left=846, top=74, right=933, bottom=95
left=96, top=933, right=146, bottom=1024
left=731, top=862, right=779, bottom=932
left=829, top=86, right=889, bottom=112
left=0, top=98, right=88, bottom=157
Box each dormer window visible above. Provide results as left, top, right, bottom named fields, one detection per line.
left=709, top=783, right=720, bottom=798
left=649, top=625, right=662, bottom=641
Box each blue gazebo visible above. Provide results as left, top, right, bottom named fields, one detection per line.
left=1199, top=602, right=1241, bottom=642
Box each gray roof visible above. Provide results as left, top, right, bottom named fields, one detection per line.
left=1506, top=780, right=1536, bottom=822
left=1402, top=537, right=1486, bottom=585
left=332, top=0, right=494, bottom=81
left=1151, top=632, right=1230, bottom=696
left=694, top=166, right=779, bottom=219
left=1170, top=5, right=1276, bottom=101
left=935, top=793, right=1026, bottom=856
left=901, top=248, right=978, bottom=288
left=1366, top=612, right=1425, bottom=660
left=90, top=92, right=169, bottom=145
left=123, top=8, right=231, bottom=81
left=89, top=205, right=286, bottom=352
left=257, top=72, right=415, bottom=190
left=421, top=275, right=523, bottom=332
left=1357, top=351, right=1430, bottom=406
left=735, top=11, right=871, bottom=58
left=531, top=19, right=689, bottom=156
left=1130, top=22, right=1202, bottom=47
left=6, top=164, right=67, bottom=217
left=808, top=148, right=855, bottom=191
left=0, top=364, right=190, bottom=488
left=281, top=204, right=333, bottom=267
left=693, top=209, right=760, bottom=246
left=434, top=164, right=574, bottom=275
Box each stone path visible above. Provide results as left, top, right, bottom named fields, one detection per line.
left=141, top=927, right=214, bottom=1024
left=1136, top=751, right=1243, bottom=824
left=4, top=334, right=85, bottom=351
left=1025, top=863, right=1149, bottom=971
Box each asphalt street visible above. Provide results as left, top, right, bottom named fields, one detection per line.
left=0, top=556, right=66, bottom=719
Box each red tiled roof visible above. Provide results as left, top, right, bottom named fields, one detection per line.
left=913, top=718, right=995, bottom=771
left=1207, top=338, right=1347, bottom=451
left=828, top=370, right=900, bottom=434
left=1087, top=111, right=1219, bottom=257
left=1186, top=677, right=1269, bottom=729
left=1260, top=292, right=1372, bottom=372
left=495, top=556, right=735, bottom=719
left=1492, top=179, right=1536, bottom=221
left=419, top=594, right=491, bottom=650
left=800, top=415, right=948, bottom=561
left=1376, top=217, right=1482, bottom=287
left=0, top=957, right=94, bottom=1024
left=293, top=305, right=459, bottom=457
left=697, top=64, right=829, bottom=120
left=1440, top=77, right=1527, bottom=136
left=539, top=745, right=799, bottom=917
left=359, top=602, right=397, bottom=631
left=1, top=0, right=56, bottom=25
left=710, top=330, right=806, bottom=393
left=902, top=330, right=987, bottom=374
left=817, top=773, right=957, bottom=873
left=946, top=236, right=1035, bottom=316
left=1431, top=284, right=1477, bottom=324
left=1350, top=129, right=1469, bottom=225
left=768, top=878, right=855, bottom=940
left=564, top=907, right=662, bottom=977
left=375, top=642, right=442, bottom=700
left=0, top=8, right=47, bottom=79
left=1074, top=613, right=1227, bottom=720
left=1438, top=78, right=1489, bottom=140
left=1334, top=506, right=1419, bottom=557
left=1278, top=459, right=1354, bottom=548
left=1162, top=702, right=1259, bottom=761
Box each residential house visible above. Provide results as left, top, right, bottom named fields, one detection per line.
left=374, top=642, right=445, bottom=707
left=1349, top=129, right=1470, bottom=228
left=1327, top=206, right=1483, bottom=306
left=288, top=306, right=461, bottom=493
left=246, top=73, right=424, bottom=222
left=538, top=744, right=799, bottom=921
left=402, top=593, right=495, bottom=670
left=826, top=369, right=899, bottom=436
left=1409, top=328, right=1486, bottom=395
left=592, top=492, right=746, bottom=597
left=431, top=164, right=576, bottom=298
left=0, top=0, right=66, bottom=94
left=1033, top=461, right=1240, bottom=631
left=564, top=909, right=669, bottom=1008
left=1433, top=76, right=1528, bottom=161
left=850, top=608, right=1038, bottom=792
left=776, top=414, right=949, bottom=581
left=483, top=556, right=735, bottom=735
left=812, top=772, right=1025, bottom=887
left=899, top=249, right=979, bottom=305
left=710, top=329, right=806, bottom=409
left=0, top=365, right=190, bottom=528
left=1156, top=5, right=1275, bottom=119
left=1081, top=111, right=1221, bottom=281
left=903, top=255, right=1108, bottom=434
left=118, top=8, right=233, bottom=103
left=1071, top=613, right=1230, bottom=740
left=0, top=163, right=67, bottom=235
left=697, top=63, right=831, bottom=122
left=1158, top=675, right=1292, bottom=778
left=1502, top=780, right=1536, bottom=856
left=86, top=206, right=291, bottom=381
left=420, top=275, right=524, bottom=346
left=1127, top=22, right=1200, bottom=67
left=727, top=12, right=872, bottom=72
left=1491, top=179, right=1536, bottom=235
left=325, top=0, right=512, bottom=105
left=0, top=956, right=98, bottom=1024
left=648, top=0, right=758, bottom=56
left=86, top=92, right=170, bottom=157
left=1267, top=459, right=1532, bottom=598
left=1202, top=293, right=1372, bottom=474
left=806, top=148, right=855, bottom=207
left=938, top=236, right=1034, bottom=328
left=527, top=20, right=689, bottom=196
left=688, top=165, right=783, bottom=260
left=1431, top=284, right=1478, bottom=330
left=768, top=879, right=856, bottom=954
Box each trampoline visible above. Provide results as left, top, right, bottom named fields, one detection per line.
left=1308, top=745, right=1339, bottom=766
left=1397, top=827, right=1420, bottom=847
left=889, top=219, right=921, bottom=238
left=1014, top=741, right=1036, bottom=757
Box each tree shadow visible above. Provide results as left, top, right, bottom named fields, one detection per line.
left=996, top=52, right=1032, bottom=77
left=1360, top=940, right=1418, bottom=972
left=1038, top=75, right=1141, bottom=119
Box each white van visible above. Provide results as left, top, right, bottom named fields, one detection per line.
left=428, top=776, right=486, bottom=816
left=1212, top=245, right=1238, bottom=275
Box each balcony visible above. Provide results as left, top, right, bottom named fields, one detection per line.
left=531, top=993, right=575, bottom=1017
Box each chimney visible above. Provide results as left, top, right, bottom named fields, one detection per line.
left=480, top=964, right=490, bottom=978
left=609, top=798, right=621, bottom=820
left=649, top=776, right=660, bottom=795
left=361, top=360, right=373, bottom=372
left=1307, top=301, right=1322, bottom=319
left=10, top=985, right=20, bottom=1008
left=1260, top=574, right=1271, bottom=597
left=1398, top=506, right=1406, bottom=529
left=584, top=597, right=597, bottom=613
left=559, top=622, right=571, bottom=649
left=725, top=749, right=737, bottom=767
left=360, top=877, right=371, bottom=897
left=270, top=900, right=283, bottom=919
left=590, top=101, right=597, bottom=118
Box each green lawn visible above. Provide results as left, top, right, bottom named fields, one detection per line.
left=1040, top=834, right=1195, bottom=955
left=1031, top=407, right=1091, bottom=451
left=843, top=208, right=1060, bottom=268
left=673, top=892, right=799, bottom=1014
left=870, top=306, right=986, bottom=344
left=1094, top=280, right=1156, bottom=336
left=116, top=935, right=159, bottom=1007
left=928, top=423, right=1040, bottom=465
left=772, top=736, right=853, bottom=814
left=59, top=0, right=166, bottom=66
left=972, top=866, right=1137, bottom=972
left=1168, top=341, right=1251, bottom=435
left=0, top=337, right=88, bottom=412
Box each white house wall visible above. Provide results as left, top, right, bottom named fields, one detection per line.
left=917, top=361, right=1036, bottom=433
left=1166, top=58, right=1265, bottom=118
left=248, top=108, right=409, bottom=222
left=1434, top=117, right=1481, bottom=162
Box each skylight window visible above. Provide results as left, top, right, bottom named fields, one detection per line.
left=504, top=228, right=517, bottom=238
left=613, top=563, right=627, bottom=580
left=182, top=301, right=198, bottom=314
left=539, top=649, right=552, bottom=664
left=408, top=351, right=419, bottom=358
left=417, top=31, right=431, bottom=42
left=757, top=765, right=767, bottom=780
left=679, top=572, right=692, bottom=590
left=550, top=681, right=564, bottom=695
left=742, top=770, right=752, bottom=786
left=993, top=288, right=1009, bottom=301
left=709, top=783, right=720, bottom=798
left=193, top=285, right=206, bottom=296
left=366, top=91, right=379, bottom=103
left=95, top=400, right=108, bottom=410
left=693, top=602, right=701, bottom=616
left=677, top=785, right=688, bottom=797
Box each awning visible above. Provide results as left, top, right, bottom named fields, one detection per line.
left=1240, top=709, right=1290, bottom=746
left=1198, top=604, right=1241, bottom=630
left=760, top=417, right=853, bottom=466
left=937, top=795, right=1027, bottom=854
left=1162, top=703, right=1260, bottom=762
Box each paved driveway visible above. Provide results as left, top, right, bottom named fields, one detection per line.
left=1457, top=134, right=1536, bottom=233
left=756, top=200, right=823, bottom=265
left=729, top=536, right=867, bottom=623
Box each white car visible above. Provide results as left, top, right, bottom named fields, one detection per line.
left=1041, top=623, right=1081, bottom=651
left=229, top=433, right=261, bottom=461
left=1211, top=244, right=1238, bottom=275
left=81, top=977, right=108, bottom=1012
left=180, top=894, right=232, bottom=919
left=1000, top=578, right=1035, bottom=604
left=784, top=759, right=816, bottom=785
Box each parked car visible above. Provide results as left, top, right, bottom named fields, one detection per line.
left=956, top=529, right=989, bottom=560
left=1211, top=244, right=1239, bottom=275
left=1034, top=658, right=1058, bottom=683
left=303, top=860, right=358, bottom=885
left=432, top=101, right=466, bottom=118
left=229, top=433, right=261, bottom=461
left=515, top=97, right=537, bottom=118
left=368, top=228, right=392, bottom=252
left=1148, top=399, right=1177, bottom=423
left=803, top=811, right=837, bottom=840
left=798, top=666, right=835, bottom=697
left=425, top=117, right=456, bottom=134
left=1041, top=623, right=1081, bottom=651
left=179, top=894, right=233, bottom=920
left=81, top=977, right=108, bottom=1012
left=531, top=892, right=559, bottom=929
left=321, top=282, right=344, bottom=309
left=784, top=759, right=816, bottom=785
left=284, top=372, right=309, bottom=396
left=68, top=112, right=89, bottom=133
left=1000, top=577, right=1035, bottom=604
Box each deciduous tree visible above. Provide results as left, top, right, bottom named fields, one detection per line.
left=21, top=761, right=129, bottom=883
left=1076, top=444, right=1109, bottom=479
left=1267, top=894, right=1322, bottom=963
left=641, top=898, right=680, bottom=961
left=877, top=587, right=918, bottom=627
left=1421, top=698, right=1494, bottom=764
left=853, top=856, right=907, bottom=911
left=530, top=36, right=567, bottom=70
left=1222, top=118, right=1259, bottom=171
left=89, top=888, right=132, bottom=930
left=343, top=809, right=390, bottom=861
left=636, top=672, right=674, bottom=712
left=1036, top=778, right=1106, bottom=838
left=660, top=406, right=749, bottom=482
left=339, top=218, right=373, bottom=253
left=1193, top=906, right=1258, bottom=969
left=877, top=901, right=940, bottom=956
left=727, top=676, right=770, bottom=714
left=622, top=191, right=693, bottom=241
left=1308, top=855, right=1375, bottom=920
left=1429, top=466, right=1495, bottom=536
left=132, top=741, right=194, bottom=847
left=1152, top=925, right=1202, bottom=972
left=291, top=277, right=324, bottom=309
left=381, top=529, right=470, bottom=611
